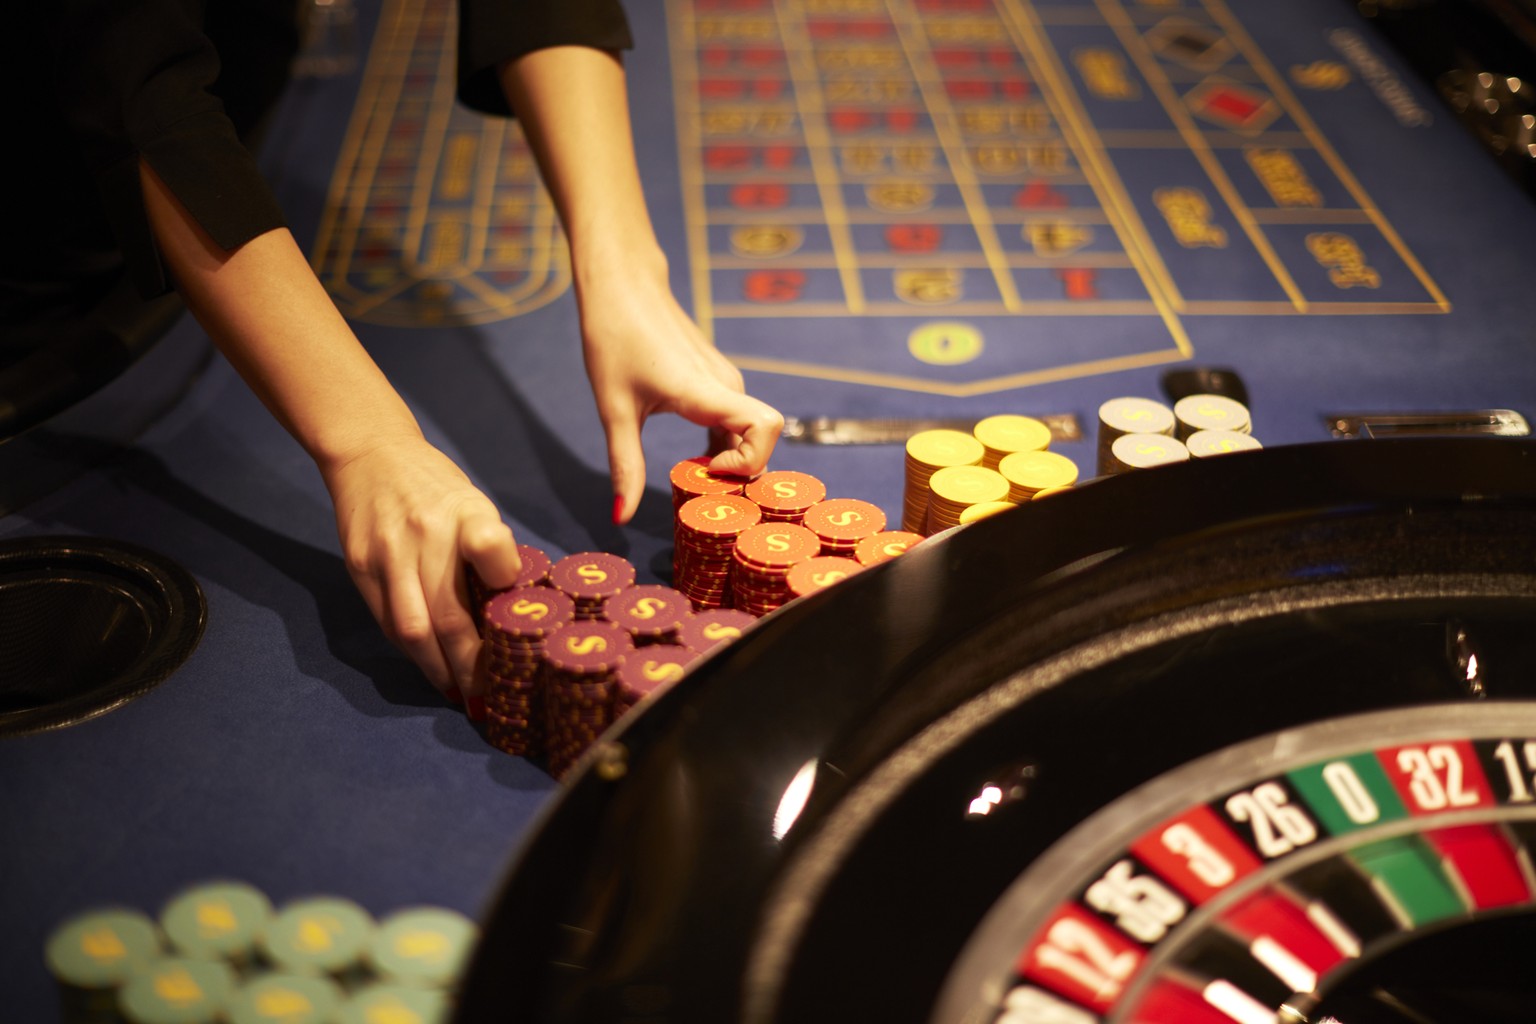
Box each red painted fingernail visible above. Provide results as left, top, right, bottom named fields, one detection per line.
left=612, top=495, right=625, bottom=525
left=445, top=686, right=465, bottom=705
left=467, top=695, right=487, bottom=721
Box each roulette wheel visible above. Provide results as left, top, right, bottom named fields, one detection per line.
left=455, top=437, right=1536, bottom=1024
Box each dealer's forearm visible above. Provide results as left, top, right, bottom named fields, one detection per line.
left=496, top=45, right=668, bottom=289
left=139, top=160, right=422, bottom=473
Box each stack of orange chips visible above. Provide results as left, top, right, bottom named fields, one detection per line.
left=802, top=498, right=886, bottom=557
left=673, top=494, right=761, bottom=610
left=745, top=470, right=826, bottom=524
left=855, top=530, right=925, bottom=566
left=669, top=455, right=747, bottom=511
left=731, top=522, right=822, bottom=616
left=787, top=556, right=865, bottom=600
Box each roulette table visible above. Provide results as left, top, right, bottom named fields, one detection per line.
left=3, top=0, right=1536, bottom=1020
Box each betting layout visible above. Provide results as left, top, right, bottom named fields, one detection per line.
left=312, top=0, right=569, bottom=326
left=935, top=705, right=1536, bottom=1023
left=670, top=0, right=1448, bottom=397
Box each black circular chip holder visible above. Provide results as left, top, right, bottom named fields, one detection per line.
left=454, top=438, right=1536, bottom=1024
left=0, top=535, right=207, bottom=737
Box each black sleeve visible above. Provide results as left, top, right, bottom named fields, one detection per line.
left=456, top=0, right=635, bottom=117
left=49, top=0, right=288, bottom=298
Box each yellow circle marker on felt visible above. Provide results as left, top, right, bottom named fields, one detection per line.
left=908, top=322, right=983, bottom=365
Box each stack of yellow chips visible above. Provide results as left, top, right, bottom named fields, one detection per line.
left=958, top=501, right=1017, bottom=525
left=925, top=465, right=1011, bottom=534
left=972, top=414, right=1051, bottom=469
left=903, top=430, right=984, bottom=533
left=998, top=450, right=1080, bottom=503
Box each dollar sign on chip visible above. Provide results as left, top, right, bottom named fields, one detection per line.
left=512, top=598, right=548, bottom=620
left=642, top=661, right=684, bottom=682
left=567, top=635, right=607, bottom=655
left=577, top=564, right=608, bottom=584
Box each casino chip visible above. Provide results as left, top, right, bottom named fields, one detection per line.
left=854, top=530, right=924, bottom=567
left=467, top=544, right=551, bottom=633
left=669, top=455, right=747, bottom=511
left=46, top=907, right=163, bottom=1018
left=972, top=414, right=1051, bottom=469
left=1173, top=392, right=1252, bottom=440
left=674, top=493, right=762, bottom=611
left=745, top=470, right=827, bottom=524
left=676, top=608, right=758, bottom=653
left=117, top=957, right=236, bottom=1024
left=786, top=556, right=865, bottom=599
left=368, top=907, right=478, bottom=990
left=1107, top=432, right=1192, bottom=473
left=549, top=553, right=636, bottom=621
left=479, top=587, right=576, bottom=758
left=224, top=973, right=342, bottom=1024
left=904, top=430, right=985, bottom=534
left=958, top=500, right=1017, bottom=525
left=732, top=522, right=823, bottom=616
left=603, top=584, right=691, bottom=646
left=802, top=498, right=886, bottom=558
left=1097, top=396, right=1175, bottom=475
left=335, top=984, right=450, bottom=1024
left=997, top=450, right=1079, bottom=503
left=615, top=649, right=692, bottom=718
left=1187, top=428, right=1263, bottom=458
left=542, top=620, right=634, bottom=778
left=258, top=897, right=374, bottom=981
left=926, top=465, right=1012, bottom=534
left=160, top=880, right=272, bottom=968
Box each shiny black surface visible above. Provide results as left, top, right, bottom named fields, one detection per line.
left=0, top=536, right=207, bottom=736
left=455, top=438, right=1536, bottom=1024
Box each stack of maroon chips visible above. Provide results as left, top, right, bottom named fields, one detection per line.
left=669, top=455, right=746, bottom=511
left=549, top=552, right=636, bottom=621
left=542, top=619, right=634, bottom=778
left=467, top=544, right=552, bottom=632
left=602, top=584, right=691, bottom=646
left=479, top=586, right=574, bottom=757
left=744, top=470, right=826, bottom=524
left=613, top=648, right=691, bottom=719
left=677, top=608, right=757, bottom=654
left=674, top=494, right=761, bottom=611
left=854, top=530, right=925, bottom=567
left=787, top=556, right=866, bottom=600
left=731, top=522, right=822, bottom=616
left=801, top=498, right=886, bottom=558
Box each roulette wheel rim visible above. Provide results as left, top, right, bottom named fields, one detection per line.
left=454, top=438, right=1536, bottom=1024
